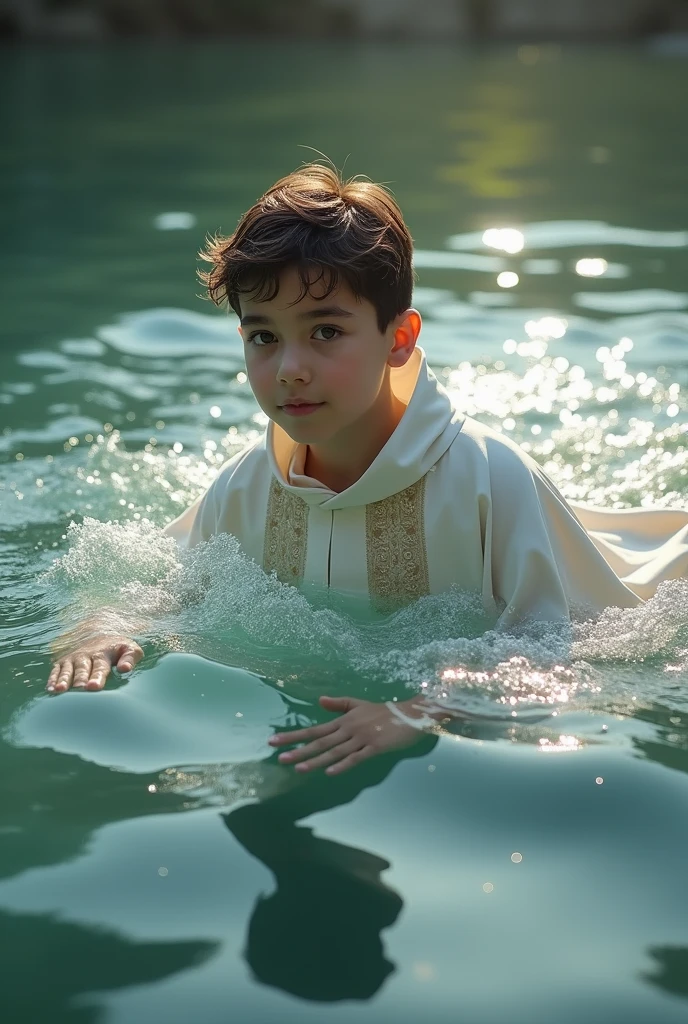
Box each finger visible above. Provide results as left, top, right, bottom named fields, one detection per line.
left=85, top=654, right=113, bottom=691
left=46, top=661, right=62, bottom=691
left=115, top=644, right=142, bottom=674
left=52, top=658, right=75, bottom=693
left=277, top=728, right=347, bottom=764
left=325, top=745, right=374, bottom=776
left=71, top=656, right=93, bottom=690
left=294, top=738, right=362, bottom=773
left=269, top=719, right=339, bottom=748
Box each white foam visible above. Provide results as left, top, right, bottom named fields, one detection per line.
left=42, top=519, right=688, bottom=724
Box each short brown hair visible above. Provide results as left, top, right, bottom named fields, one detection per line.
left=199, top=163, right=414, bottom=332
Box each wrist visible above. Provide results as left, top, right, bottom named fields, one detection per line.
left=386, top=695, right=450, bottom=730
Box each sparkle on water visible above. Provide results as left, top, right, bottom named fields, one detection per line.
left=2, top=286, right=680, bottom=745
left=2, top=218, right=688, bottom=750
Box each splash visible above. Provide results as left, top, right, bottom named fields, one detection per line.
left=42, top=518, right=688, bottom=726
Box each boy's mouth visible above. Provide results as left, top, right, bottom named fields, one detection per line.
left=280, top=400, right=326, bottom=417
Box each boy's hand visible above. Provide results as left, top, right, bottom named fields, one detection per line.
left=268, top=695, right=435, bottom=776
left=46, top=637, right=143, bottom=694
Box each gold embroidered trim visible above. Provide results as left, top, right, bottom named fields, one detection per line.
left=365, top=476, right=430, bottom=606
left=263, top=478, right=308, bottom=584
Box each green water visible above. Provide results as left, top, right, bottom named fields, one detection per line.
left=2, top=41, right=688, bottom=1023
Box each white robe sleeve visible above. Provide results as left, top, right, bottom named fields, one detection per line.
left=568, top=502, right=688, bottom=601
left=162, top=442, right=260, bottom=549
left=163, top=492, right=215, bottom=548
left=482, top=432, right=644, bottom=628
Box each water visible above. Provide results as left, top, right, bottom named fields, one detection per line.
left=2, top=40, right=688, bottom=1023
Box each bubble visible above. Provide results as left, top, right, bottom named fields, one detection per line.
left=511, top=852, right=523, bottom=863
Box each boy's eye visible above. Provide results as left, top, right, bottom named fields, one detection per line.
left=248, top=331, right=277, bottom=346
left=313, top=325, right=341, bottom=341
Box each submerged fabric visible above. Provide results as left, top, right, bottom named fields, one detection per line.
left=165, top=348, right=688, bottom=627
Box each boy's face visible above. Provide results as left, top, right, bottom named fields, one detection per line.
left=238, top=266, right=420, bottom=450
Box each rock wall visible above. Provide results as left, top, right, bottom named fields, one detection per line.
left=1, top=0, right=687, bottom=40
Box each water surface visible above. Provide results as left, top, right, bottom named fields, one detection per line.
left=2, top=40, right=688, bottom=1024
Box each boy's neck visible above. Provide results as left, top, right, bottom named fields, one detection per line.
left=303, top=390, right=407, bottom=493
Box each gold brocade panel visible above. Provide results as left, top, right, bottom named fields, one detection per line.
left=263, top=478, right=309, bottom=583
left=365, top=476, right=430, bottom=604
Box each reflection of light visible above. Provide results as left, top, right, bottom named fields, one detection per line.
left=497, top=272, right=519, bottom=288
left=483, top=228, right=525, bottom=254
left=667, top=404, right=679, bottom=417
left=576, top=258, right=608, bottom=277
left=236, top=372, right=247, bottom=384
left=209, top=406, right=222, bottom=418
left=516, top=340, right=547, bottom=359
left=538, top=735, right=581, bottom=753
left=525, top=317, right=567, bottom=340
left=503, top=339, right=517, bottom=354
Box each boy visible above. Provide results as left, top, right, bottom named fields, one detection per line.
left=46, top=163, right=688, bottom=775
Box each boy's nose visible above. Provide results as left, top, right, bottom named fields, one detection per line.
left=277, top=353, right=311, bottom=385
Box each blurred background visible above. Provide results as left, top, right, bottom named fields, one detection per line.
left=1, top=0, right=688, bottom=41
left=2, top=0, right=688, bottom=350
left=2, top=7, right=688, bottom=1023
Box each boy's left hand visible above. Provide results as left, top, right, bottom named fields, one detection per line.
left=268, top=695, right=431, bottom=776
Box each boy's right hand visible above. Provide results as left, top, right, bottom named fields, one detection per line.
left=46, top=637, right=143, bottom=694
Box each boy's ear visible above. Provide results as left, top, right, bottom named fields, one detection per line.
left=388, top=309, right=421, bottom=368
